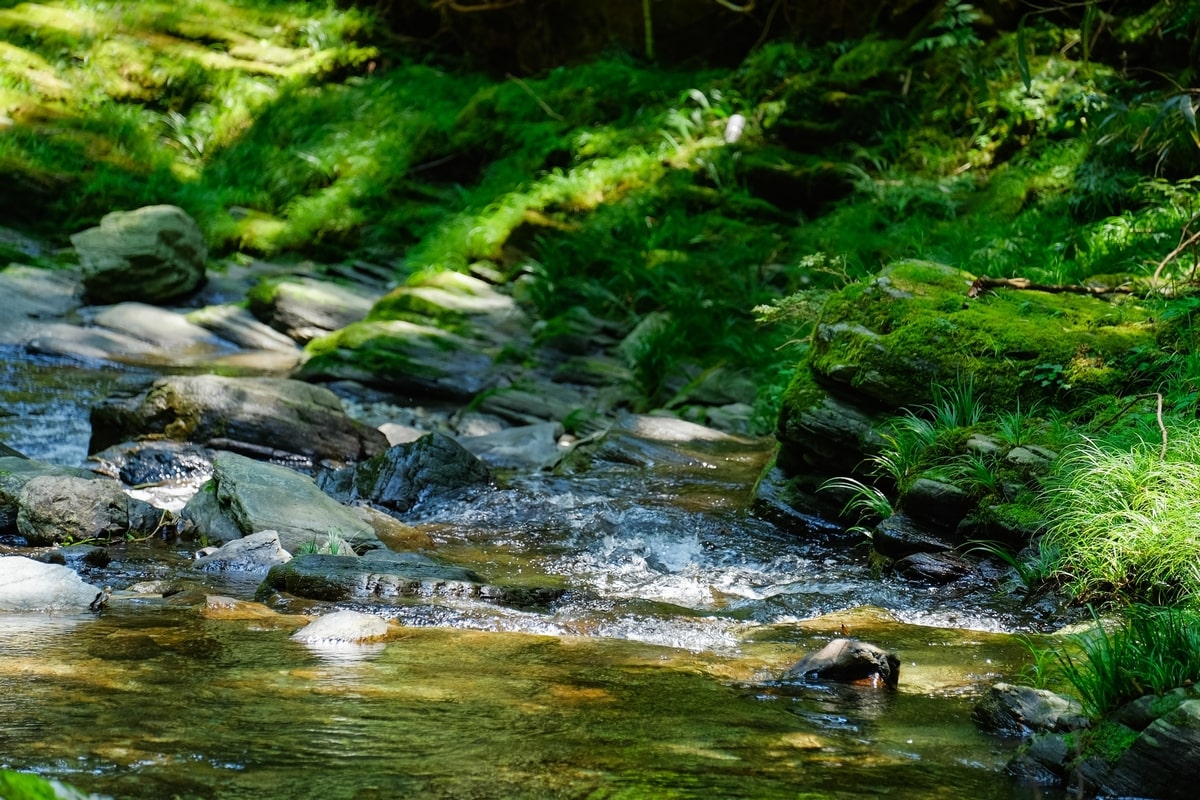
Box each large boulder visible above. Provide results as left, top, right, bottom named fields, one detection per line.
left=89, top=375, right=387, bottom=467
left=180, top=452, right=381, bottom=553
left=782, top=637, right=900, bottom=689
left=318, top=433, right=492, bottom=514
left=1101, top=698, right=1200, bottom=799
left=16, top=474, right=164, bottom=546
left=1, top=457, right=98, bottom=535
left=70, top=205, right=206, bottom=304
left=776, top=260, right=1160, bottom=471
left=0, top=556, right=102, bottom=612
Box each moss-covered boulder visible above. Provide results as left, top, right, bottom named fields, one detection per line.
left=778, top=260, right=1160, bottom=469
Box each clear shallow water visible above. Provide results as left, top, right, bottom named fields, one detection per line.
left=0, top=354, right=1064, bottom=799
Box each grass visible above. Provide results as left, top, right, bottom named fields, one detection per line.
left=1037, top=421, right=1200, bottom=606
left=1046, top=604, right=1200, bottom=718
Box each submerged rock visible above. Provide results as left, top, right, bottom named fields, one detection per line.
left=291, top=609, right=390, bottom=644
left=318, top=433, right=492, bottom=514
left=0, top=556, right=102, bottom=612
left=782, top=637, right=900, bottom=689
left=70, top=205, right=206, bottom=304
left=89, top=374, right=387, bottom=467
left=973, top=683, right=1089, bottom=738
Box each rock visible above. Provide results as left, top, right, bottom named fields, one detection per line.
left=186, top=304, right=301, bottom=352
left=871, top=513, right=956, bottom=559
left=1006, top=445, right=1058, bottom=468
left=91, top=303, right=235, bottom=356
left=1101, top=698, right=1200, bottom=799
left=25, top=321, right=163, bottom=363
left=180, top=452, right=381, bottom=553
left=291, top=609, right=390, bottom=644
left=893, top=551, right=975, bottom=584
left=477, top=380, right=614, bottom=426
left=88, top=374, right=388, bottom=467
left=192, top=530, right=292, bottom=574
left=299, top=319, right=498, bottom=400
left=88, top=439, right=216, bottom=486
left=972, top=683, right=1089, bottom=737
left=775, top=381, right=885, bottom=475
left=459, top=422, right=565, bottom=470
left=1006, top=732, right=1074, bottom=786
left=902, top=477, right=974, bottom=531
left=247, top=275, right=377, bottom=343
left=349, top=503, right=435, bottom=551
left=16, top=474, right=165, bottom=546
left=0, top=264, right=80, bottom=343
left=369, top=270, right=529, bottom=347
left=70, top=205, right=206, bottom=304
left=955, top=503, right=1048, bottom=548
left=0, top=555, right=102, bottom=612
left=258, top=550, right=489, bottom=602
left=1, top=456, right=99, bottom=535
left=782, top=637, right=900, bottom=689
left=318, top=433, right=492, bottom=515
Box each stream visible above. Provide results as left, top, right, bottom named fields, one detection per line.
left=0, top=349, right=1063, bottom=800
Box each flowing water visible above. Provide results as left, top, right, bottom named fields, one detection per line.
left=0, top=353, right=1065, bottom=800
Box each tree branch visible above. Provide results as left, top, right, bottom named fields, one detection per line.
left=713, top=0, right=756, bottom=11
left=966, top=275, right=1132, bottom=299
left=432, top=0, right=524, bottom=13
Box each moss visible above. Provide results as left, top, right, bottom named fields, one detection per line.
left=1080, top=720, right=1139, bottom=766
left=806, top=259, right=1160, bottom=411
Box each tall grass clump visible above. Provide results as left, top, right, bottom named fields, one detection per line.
left=1052, top=605, right=1200, bottom=718
left=1038, top=422, right=1200, bottom=606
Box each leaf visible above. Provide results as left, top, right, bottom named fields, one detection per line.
left=1179, top=93, right=1200, bottom=150
left=1016, top=15, right=1032, bottom=94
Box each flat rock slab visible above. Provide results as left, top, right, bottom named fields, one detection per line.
left=92, top=303, right=236, bottom=355
left=89, top=374, right=387, bottom=466
left=248, top=275, right=377, bottom=343
left=0, top=264, right=80, bottom=343
left=193, top=530, right=292, bottom=574
left=259, top=550, right=487, bottom=602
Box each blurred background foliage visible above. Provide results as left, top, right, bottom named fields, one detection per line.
left=1, top=0, right=1198, bottom=429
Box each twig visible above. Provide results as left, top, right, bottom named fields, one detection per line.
left=967, top=275, right=1131, bottom=298
left=1151, top=214, right=1200, bottom=282
left=713, top=0, right=756, bottom=11
left=506, top=73, right=564, bottom=121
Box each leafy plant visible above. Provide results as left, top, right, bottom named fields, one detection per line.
left=817, top=475, right=895, bottom=537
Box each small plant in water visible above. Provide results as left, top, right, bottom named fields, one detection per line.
left=817, top=475, right=894, bottom=537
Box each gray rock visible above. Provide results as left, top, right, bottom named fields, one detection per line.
left=972, top=683, right=1089, bottom=737
left=1, top=456, right=99, bottom=534
left=259, top=550, right=487, bottom=602
left=0, top=555, right=102, bottom=612
left=318, top=433, right=491, bottom=514
left=88, top=440, right=216, bottom=486
left=298, top=319, right=498, bottom=401
left=26, top=321, right=162, bottom=363
left=1006, top=445, right=1058, bottom=467
left=291, top=609, right=389, bottom=644
left=71, top=205, right=206, bottom=304
left=0, top=264, right=81, bottom=343
left=249, top=275, right=376, bottom=343
left=92, top=303, right=234, bottom=356
left=180, top=452, right=381, bottom=554
left=16, top=474, right=164, bottom=546
left=372, top=271, right=528, bottom=347
left=476, top=380, right=605, bottom=426
left=1102, top=698, right=1200, bottom=799
left=782, top=637, right=900, bottom=689
left=459, top=422, right=565, bottom=470
left=186, top=304, right=300, bottom=352
left=193, top=530, right=292, bottom=574
left=776, top=390, right=885, bottom=475
left=902, top=477, right=974, bottom=531
left=893, top=551, right=974, bottom=584
left=872, top=513, right=956, bottom=559
left=89, top=374, right=388, bottom=467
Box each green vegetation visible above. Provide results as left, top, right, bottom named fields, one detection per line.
left=1027, top=605, right=1200, bottom=719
